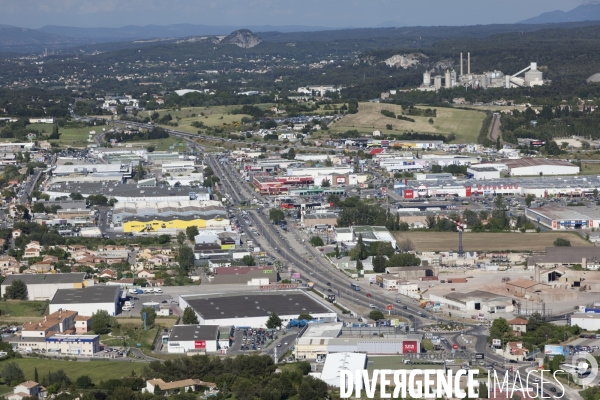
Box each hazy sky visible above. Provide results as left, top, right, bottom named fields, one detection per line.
left=0, top=0, right=584, bottom=29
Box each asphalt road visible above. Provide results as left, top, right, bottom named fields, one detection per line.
left=19, top=169, right=43, bottom=203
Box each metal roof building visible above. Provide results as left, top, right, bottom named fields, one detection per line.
left=0, top=273, right=89, bottom=301
left=179, top=291, right=337, bottom=328
left=49, top=286, right=122, bottom=316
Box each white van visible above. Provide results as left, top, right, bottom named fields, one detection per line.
left=153, top=288, right=163, bottom=294
left=122, top=306, right=133, bottom=311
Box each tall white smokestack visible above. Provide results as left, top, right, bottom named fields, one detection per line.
left=468, top=52, right=471, bottom=75
left=460, top=53, right=463, bottom=76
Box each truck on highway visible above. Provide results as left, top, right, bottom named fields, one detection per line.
left=351, top=283, right=361, bottom=291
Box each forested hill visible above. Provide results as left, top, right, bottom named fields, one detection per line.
left=519, top=3, right=600, bottom=24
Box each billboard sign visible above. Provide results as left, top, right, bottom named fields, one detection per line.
left=292, top=273, right=301, bottom=279
left=403, top=189, right=414, bottom=199
left=194, top=340, right=206, bottom=349
left=544, top=345, right=565, bottom=356
left=492, top=339, right=501, bottom=347
left=403, top=341, right=418, bottom=353
left=475, top=353, right=485, bottom=359
left=385, top=304, right=393, bottom=310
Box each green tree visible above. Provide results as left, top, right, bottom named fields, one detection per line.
left=177, top=245, right=194, bottom=272
left=554, top=238, right=571, bottom=247
left=321, top=179, right=331, bottom=187
left=242, top=255, right=255, bottom=266
left=232, top=377, right=255, bottom=400
left=186, top=226, right=199, bottom=241
left=298, top=313, right=313, bottom=320
left=355, top=233, right=368, bottom=260
left=266, top=312, right=282, bottom=329
left=269, top=208, right=285, bottom=224
left=356, top=259, right=363, bottom=271
left=287, top=148, right=296, bottom=160
left=91, top=309, right=112, bottom=334
left=525, top=194, right=536, bottom=207
left=34, top=367, right=38, bottom=383
left=32, top=202, right=46, bottom=214
left=369, top=310, right=385, bottom=321
left=309, top=236, right=324, bottom=247
left=182, top=306, right=199, bottom=324
left=373, top=254, right=387, bottom=273
left=176, top=231, right=186, bottom=245
left=1, top=362, right=24, bottom=386
left=4, top=279, right=27, bottom=300
left=140, top=307, right=157, bottom=328
left=75, top=375, right=94, bottom=389
left=49, top=124, right=60, bottom=140
left=334, top=244, right=340, bottom=258
left=69, top=192, right=84, bottom=200
left=386, top=253, right=421, bottom=267
left=489, top=318, right=511, bottom=343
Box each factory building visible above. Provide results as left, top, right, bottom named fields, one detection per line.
left=166, top=325, right=220, bottom=354
left=52, top=163, right=133, bottom=178
left=0, top=273, right=92, bottom=301
left=113, top=200, right=227, bottom=232
left=526, top=207, right=600, bottom=231
left=570, top=313, right=600, bottom=331
left=528, top=247, right=600, bottom=270
left=466, top=166, right=501, bottom=180
left=179, top=291, right=337, bottom=328
left=209, top=266, right=278, bottom=285
left=423, top=53, right=544, bottom=91
left=49, top=285, right=122, bottom=316
left=429, top=290, right=514, bottom=313
left=294, top=322, right=343, bottom=360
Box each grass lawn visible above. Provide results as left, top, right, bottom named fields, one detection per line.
left=329, top=103, right=486, bottom=143
left=579, top=162, right=600, bottom=175
left=3, top=358, right=145, bottom=384
left=0, top=300, right=47, bottom=318
left=394, top=231, right=590, bottom=252
left=27, top=123, right=97, bottom=148
left=116, top=137, right=183, bottom=152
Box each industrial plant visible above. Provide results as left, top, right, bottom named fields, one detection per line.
left=422, top=52, right=545, bottom=91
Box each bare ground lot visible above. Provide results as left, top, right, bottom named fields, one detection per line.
left=394, top=231, right=591, bottom=252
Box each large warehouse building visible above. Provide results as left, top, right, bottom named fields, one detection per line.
left=0, top=273, right=91, bottom=300
left=526, top=206, right=600, bottom=230
left=166, top=325, right=220, bottom=354
left=327, top=335, right=422, bottom=355
left=49, top=286, right=122, bottom=316
left=179, top=291, right=337, bottom=328
left=503, top=158, right=579, bottom=176
left=113, top=200, right=228, bottom=233
left=429, top=290, right=514, bottom=313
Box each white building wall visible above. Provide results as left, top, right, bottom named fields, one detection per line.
left=167, top=339, right=218, bottom=353
left=49, top=302, right=117, bottom=317
left=570, top=315, right=600, bottom=331
left=511, top=165, right=579, bottom=176
left=1, top=283, right=82, bottom=301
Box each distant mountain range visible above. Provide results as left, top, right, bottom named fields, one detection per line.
left=0, top=23, right=334, bottom=53
left=519, top=2, right=600, bottom=24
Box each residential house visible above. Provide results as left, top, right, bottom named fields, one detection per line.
left=23, top=246, right=41, bottom=259
left=147, top=279, right=165, bottom=287
left=28, top=261, right=53, bottom=273
left=147, top=254, right=170, bottom=267
left=137, top=269, right=155, bottom=279
left=21, top=310, right=78, bottom=338
left=503, top=341, right=528, bottom=361
left=0, top=256, right=20, bottom=275
left=508, top=318, right=528, bottom=334
left=26, top=241, right=42, bottom=251
left=7, top=381, right=46, bottom=400
left=67, top=244, right=88, bottom=252
left=98, top=269, right=117, bottom=279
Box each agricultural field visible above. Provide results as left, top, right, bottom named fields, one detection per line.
left=394, top=231, right=590, bottom=252
left=3, top=358, right=146, bottom=386
left=329, top=102, right=486, bottom=143
left=579, top=162, right=600, bottom=175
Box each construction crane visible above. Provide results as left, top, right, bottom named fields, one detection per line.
left=441, top=215, right=467, bottom=256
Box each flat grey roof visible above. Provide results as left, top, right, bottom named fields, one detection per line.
left=2, top=273, right=86, bottom=286
left=305, top=213, right=337, bottom=220
left=444, top=290, right=509, bottom=303
left=183, top=292, right=333, bottom=320
left=51, top=286, right=120, bottom=305
left=169, top=325, right=219, bottom=341
left=46, top=182, right=209, bottom=198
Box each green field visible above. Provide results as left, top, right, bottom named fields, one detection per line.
left=0, top=301, right=47, bottom=318
left=579, top=162, right=600, bottom=175
left=149, top=105, right=272, bottom=135
left=27, top=123, right=96, bottom=147
left=329, top=103, right=486, bottom=143
left=1, top=358, right=146, bottom=385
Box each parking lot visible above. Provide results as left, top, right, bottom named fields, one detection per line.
left=119, top=292, right=180, bottom=317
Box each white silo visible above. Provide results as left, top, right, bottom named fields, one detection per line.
left=444, top=70, right=451, bottom=88
left=423, top=70, right=431, bottom=86
left=434, top=75, right=442, bottom=90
